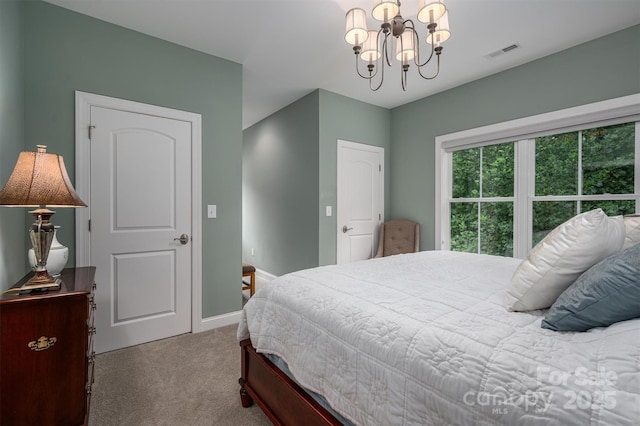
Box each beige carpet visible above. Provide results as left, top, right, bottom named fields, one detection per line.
left=89, top=324, right=271, bottom=426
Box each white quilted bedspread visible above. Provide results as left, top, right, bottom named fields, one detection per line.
left=237, top=251, right=640, bottom=425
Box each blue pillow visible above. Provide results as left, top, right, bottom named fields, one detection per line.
left=541, top=243, right=640, bottom=332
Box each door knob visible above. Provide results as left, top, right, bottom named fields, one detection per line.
left=174, top=234, right=189, bottom=245
left=342, top=225, right=353, bottom=233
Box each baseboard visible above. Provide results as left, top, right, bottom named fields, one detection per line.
left=255, top=268, right=277, bottom=287
left=197, top=268, right=277, bottom=333
left=199, top=310, right=242, bottom=332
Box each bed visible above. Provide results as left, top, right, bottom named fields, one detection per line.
left=237, top=249, right=640, bottom=425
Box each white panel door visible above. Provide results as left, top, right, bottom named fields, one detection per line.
left=91, top=106, right=192, bottom=354
left=337, top=140, right=384, bottom=264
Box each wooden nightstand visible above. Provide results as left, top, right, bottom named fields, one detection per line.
left=1, top=267, right=96, bottom=426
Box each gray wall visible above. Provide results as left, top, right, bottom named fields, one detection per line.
left=0, top=0, right=26, bottom=290
left=318, top=90, right=391, bottom=266
left=243, top=91, right=320, bottom=276
left=19, top=1, right=243, bottom=317
left=243, top=89, right=391, bottom=275
left=390, top=25, right=640, bottom=250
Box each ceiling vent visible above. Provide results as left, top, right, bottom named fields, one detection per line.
left=486, top=43, right=521, bottom=59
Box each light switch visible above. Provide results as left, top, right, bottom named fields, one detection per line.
left=207, top=205, right=217, bottom=218
left=326, top=206, right=332, bottom=217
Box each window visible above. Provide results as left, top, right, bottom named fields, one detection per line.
left=450, top=142, right=514, bottom=256
left=532, top=122, right=636, bottom=245
left=436, top=95, right=640, bottom=258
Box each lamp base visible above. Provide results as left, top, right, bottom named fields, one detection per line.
left=20, top=274, right=61, bottom=294
left=1, top=276, right=62, bottom=296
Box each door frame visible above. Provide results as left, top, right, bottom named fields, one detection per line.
left=336, top=139, right=385, bottom=264
left=74, top=91, right=203, bottom=333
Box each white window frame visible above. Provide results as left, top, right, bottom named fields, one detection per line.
left=435, top=94, right=640, bottom=258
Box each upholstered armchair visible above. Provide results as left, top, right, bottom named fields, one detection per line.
left=374, top=219, right=420, bottom=258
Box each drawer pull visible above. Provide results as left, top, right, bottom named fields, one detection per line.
left=92, top=282, right=97, bottom=291
left=28, top=336, right=57, bottom=351
left=88, top=326, right=97, bottom=335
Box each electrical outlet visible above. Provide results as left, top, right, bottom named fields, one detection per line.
left=251, top=248, right=255, bottom=256
left=326, top=206, right=332, bottom=216
left=207, top=205, right=217, bottom=218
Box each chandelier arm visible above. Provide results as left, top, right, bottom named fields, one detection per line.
left=417, top=48, right=442, bottom=80
left=370, top=49, right=385, bottom=91
left=368, top=33, right=386, bottom=91
left=383, top=32, right=393, bottom=67
left=355, top=53, right=376, bottom=80
left=403, top=18, right=416, bottom=40
left=415, top=33, right=436, bottom=67
left=370, top=75, right=384, bottom=91
left=400, top=19, right=426, bottom=67
left=415, top=44, right=435, bottom=68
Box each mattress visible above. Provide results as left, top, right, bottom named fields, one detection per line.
left=237, top=250, right=640, bottom=425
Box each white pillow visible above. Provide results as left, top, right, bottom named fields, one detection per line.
left=622, top=215, right=640, bottom=250
left=504, top=209, right=625, bottom=312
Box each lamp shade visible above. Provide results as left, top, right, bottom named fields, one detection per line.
left=345, top=8, right=368, bottom=46
left=417, top=0, right=447, bottom=24
left=361, top=30, right=381, bottom=62
left=426, top=10, right=451, bottom=45
left=0, top=145, right=86, bottom=208
left=372, top=0, right=399, bottom=22
left=396, top=28, right=416, bottom=62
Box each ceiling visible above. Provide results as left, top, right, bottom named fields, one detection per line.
left=43, top=0, right=640, bottom=129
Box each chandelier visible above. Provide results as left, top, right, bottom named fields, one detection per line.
left=345, top=0, right=451, bottom=91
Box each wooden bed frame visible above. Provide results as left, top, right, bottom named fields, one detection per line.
left=239, top=339, right=344, bottom=425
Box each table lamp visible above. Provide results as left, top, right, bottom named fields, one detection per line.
left=0, top=145, right=87, bottom=293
